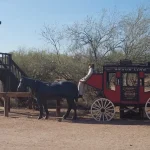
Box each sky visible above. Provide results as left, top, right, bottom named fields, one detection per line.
left=0, top=0, right=149, bottom=53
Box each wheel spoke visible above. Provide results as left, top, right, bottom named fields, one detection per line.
left=95, top=112, right=102, bottom=121
left=92, top=105, right=101, bottom=110
left=105, top=110, right=114, bottom=117
left=93, top=102, right=101, bottom=109
left=96, top=100, right=102, bottom=108
left=105, top=109, right=113, bottom=114
left=103, top=99, right=107, bottom=108
left=105, top=112, right=112, bottom=120
left=99, top=99, right=103, bottom=108
left=104, top=101, right=111, bottom=108
left=104, top=113, right=109, bottom=121
left=102, top=113, right=105, bottom=121
left=93, top=110, right=101, bottom=116
left=95, top=116, right=100, bottom=121
left=99, top=113, right=102, bottom=121
left=105, top=105, right=114, bottom=109
left=96, top=113, right=102, bottom=121
left=92, top=110, right=100, bottom=115
left=94, top=110, right=101, bottom=116
left=106, top=108, right=114, bottom=111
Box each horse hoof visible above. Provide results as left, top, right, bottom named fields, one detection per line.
left=58, top=118, right=62, bottom=122
left=38, top=116, right=43, bottom=119
left=44, top=115, right=49, bottom=120
left=62, top=115, right=67, bottom=120
left=72, top=116, right=77, bottom=120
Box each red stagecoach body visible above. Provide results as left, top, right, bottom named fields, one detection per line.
left=85, top=60, right=150, bottom=121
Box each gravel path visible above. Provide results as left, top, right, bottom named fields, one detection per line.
left=0, top=108, right=150, bottom=150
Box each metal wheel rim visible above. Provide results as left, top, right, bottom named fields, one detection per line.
left=145, top=98, right=150, bottom=120
left=91, top=98, right=115, bottom=122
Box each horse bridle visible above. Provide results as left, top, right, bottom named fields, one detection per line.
left=26, top=80, right=37, bottom=99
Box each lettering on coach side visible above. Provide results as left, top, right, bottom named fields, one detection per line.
left=104, top=67, right=149, bottom=72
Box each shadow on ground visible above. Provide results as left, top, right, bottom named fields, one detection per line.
left=0, top=108, right=150, bottom=126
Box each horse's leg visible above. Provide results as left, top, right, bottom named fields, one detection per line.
left=37, top=97, right=43, bottom=119
left=62, top=99, right=72, bottom=119
left=43, top=100, right=49, bottom=119
left=72, top=99, right=77, bottom=120
left=38, top=105, right=43, bottom=119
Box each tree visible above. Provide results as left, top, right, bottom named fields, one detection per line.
left=118, top=7, right=150, bottom=61
left=41, top=24, right=64, bottom=63
left=66, top=11, right=119, bottom=65
left=40, top=24, right=90, bottom=81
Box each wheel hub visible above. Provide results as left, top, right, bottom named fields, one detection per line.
left=101, top=108, right=105, bottom=112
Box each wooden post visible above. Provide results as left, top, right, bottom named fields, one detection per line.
left=4, top=96, right=9, bottom=117
left=56, top=99, right=61, bottom=117
left=1, top=92, right=32, bottom=117
left=8, top=97, right=10, bottom=112
left=8, top=75, right=11, bottom=112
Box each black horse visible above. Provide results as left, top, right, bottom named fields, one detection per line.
left=17, top=77, right=78, bottom=120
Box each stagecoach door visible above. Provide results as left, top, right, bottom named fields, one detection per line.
left=120, top=73, right=139, bottom=101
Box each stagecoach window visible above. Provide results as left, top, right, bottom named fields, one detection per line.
left=106, top=73, right=116, bottom=91
left=122, top=73, right=138, bottom=86
left=144, top=74, right=150, bottom=92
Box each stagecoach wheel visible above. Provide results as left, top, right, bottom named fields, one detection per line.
left=91, top=98, right=115, bottom=121
left=145, top=98, right=150, bottom=120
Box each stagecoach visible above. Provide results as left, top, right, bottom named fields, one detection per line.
left=85, top=59, right=150, bottom=121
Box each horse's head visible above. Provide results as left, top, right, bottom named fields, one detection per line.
left=17, top=77, right=37, bottom=92
left=17, top=77, right=27, bottom=92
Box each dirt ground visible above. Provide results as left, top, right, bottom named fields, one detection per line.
left=0, top=107, right=150, bottom=150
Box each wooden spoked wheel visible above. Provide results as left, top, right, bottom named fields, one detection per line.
left=145, top=98, right=150, bottom=120
left=91, top=98, right=115, bottom=121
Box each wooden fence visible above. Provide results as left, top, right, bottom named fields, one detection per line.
left=0, top=92, right=61, bottom=117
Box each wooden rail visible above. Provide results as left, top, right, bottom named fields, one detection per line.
left=0, top=92, right=61, bottom=117
left=0, top=52, right=27, bottom=79
left=0, top=92, right=32, bottom=98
